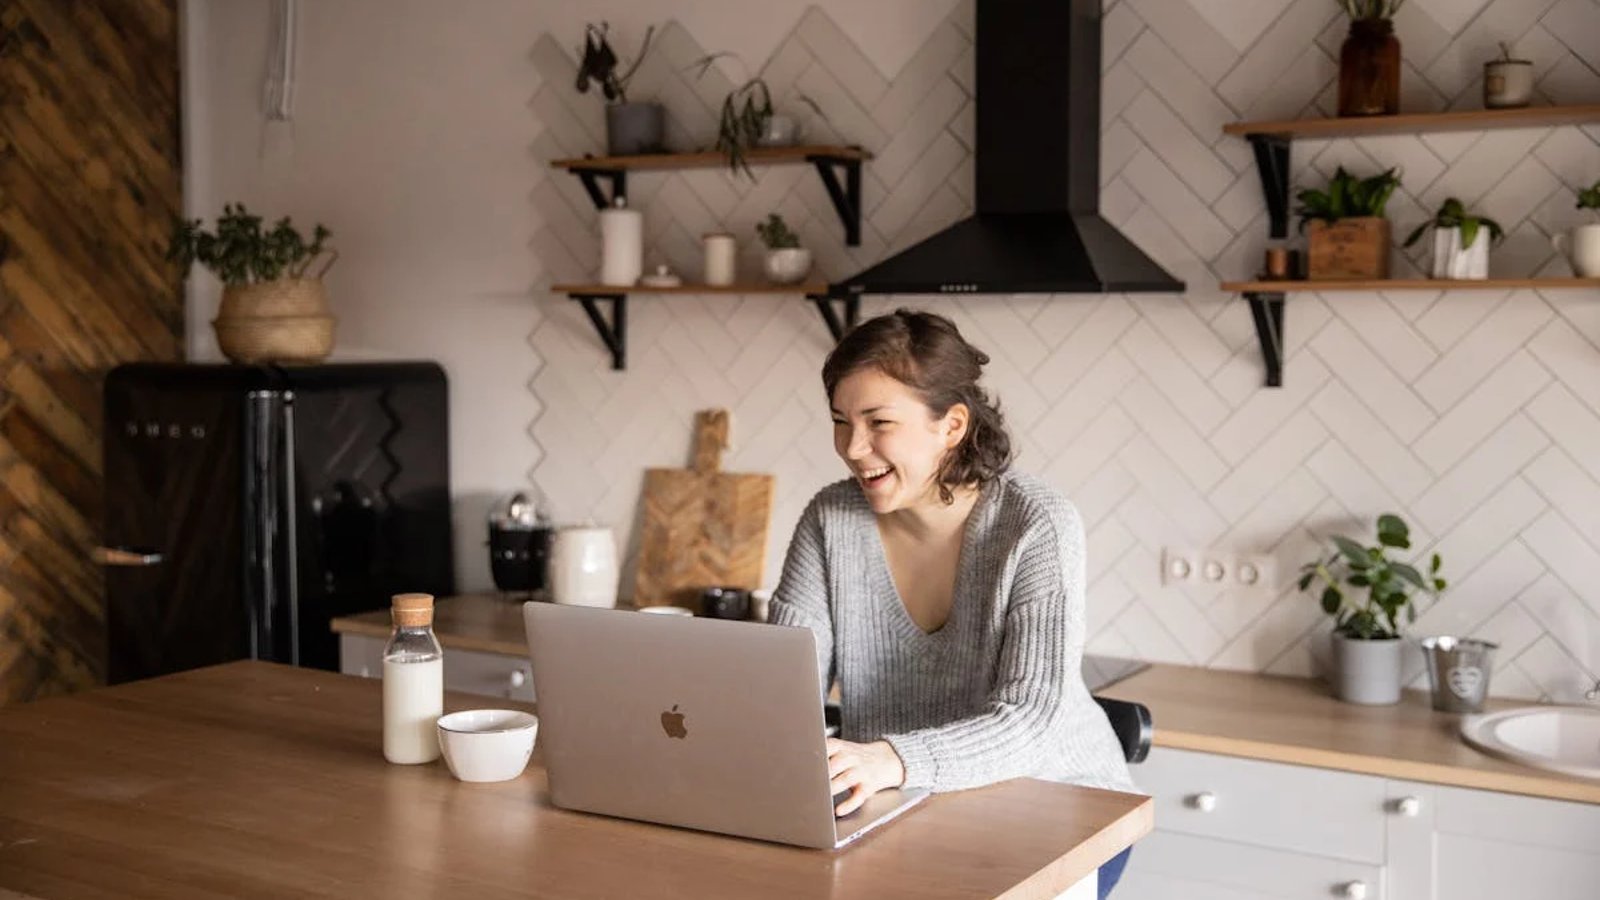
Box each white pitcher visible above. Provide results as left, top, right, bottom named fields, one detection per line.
left=1553, top=224, right=1600, bottom=278
left=548, top=525, right=619, bottom=608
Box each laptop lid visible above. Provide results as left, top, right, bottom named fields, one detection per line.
left=524, top=603, right=843, bottom=848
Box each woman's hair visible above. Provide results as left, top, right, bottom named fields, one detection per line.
left=821, top=308, right=1013, bottom=504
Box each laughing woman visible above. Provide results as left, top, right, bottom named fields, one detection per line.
left=768, top=309, right=1138, bottom=898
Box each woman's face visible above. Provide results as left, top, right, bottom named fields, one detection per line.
left=830, top=368, right=968, bottom=515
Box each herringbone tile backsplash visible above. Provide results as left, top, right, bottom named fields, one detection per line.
left=526, top=0, right=1600, bottom=700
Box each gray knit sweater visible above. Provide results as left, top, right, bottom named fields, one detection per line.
left=768, top=470, right=1137, bottom=795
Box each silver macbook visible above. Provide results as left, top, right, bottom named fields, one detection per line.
left=523, top=602, right=929, bottom=849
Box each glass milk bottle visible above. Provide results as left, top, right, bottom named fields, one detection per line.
left=382, top=592, right=443, bottom=764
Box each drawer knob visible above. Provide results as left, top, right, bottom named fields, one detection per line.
left=1338, top=880, right=1369, bottom=899
left=508, top=669, right=527, bottom=689
left=1187, top=791, right=1217, bottom=812
left=1394, top=796, right=1421, bottom=817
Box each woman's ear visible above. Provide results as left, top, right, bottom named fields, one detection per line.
left=943, top=403, right=970, bottom=448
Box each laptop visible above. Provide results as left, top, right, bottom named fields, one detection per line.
left=522, top=602, right=930, bottom=849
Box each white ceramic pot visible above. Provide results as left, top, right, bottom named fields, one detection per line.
left=1483, top=59, right=1533, bottom=109
left=548, top=525, right=619, bottom=608
left=1332, top=633, right=1403, bottom=705
left=1431, top=226, right=1489, bottom=280
left=763, top=248, right=813, bottom=285
left=1553, top=224, right=1600, bottom=278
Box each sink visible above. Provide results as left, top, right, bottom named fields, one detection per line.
left=1460, top=706, right=1600, bottom=780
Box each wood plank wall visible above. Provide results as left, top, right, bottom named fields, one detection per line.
left=0, top=0, right=183, bottom=704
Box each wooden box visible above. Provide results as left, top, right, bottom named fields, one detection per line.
left=1307, top=218, right=1391, bottom=280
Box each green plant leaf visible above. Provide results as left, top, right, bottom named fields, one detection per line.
left=1297, top=571, right=1315, bottom=591
left=1321, top=586, right=1342, bottom=614
left=1391, top=562, right=1428, bottom=592
left=1348, top=573, right=1371, bottom=587
left=1403, top=220, right=1431, bottom=248
left=1459, top=216, right=1480, bottom=249
left=1376, top=513, right=1409, bottom=548
left=1331, top=535, right=1369, bottom=566
left=1430, top=553, right=1441, bottom=573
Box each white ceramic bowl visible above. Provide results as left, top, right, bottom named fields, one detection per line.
left=436, top=709, right=538, bottom=783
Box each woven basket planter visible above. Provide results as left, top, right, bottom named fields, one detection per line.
left=213, top=277, right=336, bottom=364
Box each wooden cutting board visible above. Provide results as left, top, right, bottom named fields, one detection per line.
left=632, top=409, right=774, bottom=611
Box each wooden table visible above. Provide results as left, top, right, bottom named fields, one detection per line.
left=0, top=662, right=1151, bottom=899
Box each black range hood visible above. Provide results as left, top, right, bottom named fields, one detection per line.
left=836, top=0, right=1184, bottom=296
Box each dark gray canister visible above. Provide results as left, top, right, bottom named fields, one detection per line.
left=605, top=102, right=665, bottom=155
left=1420, top=636, right=1498, bottom=713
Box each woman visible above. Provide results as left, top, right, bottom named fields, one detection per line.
left=767, top=309, right=1137, bottom=898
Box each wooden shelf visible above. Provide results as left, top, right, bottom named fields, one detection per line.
left=552, top=282, right=829, bottom=295
left=553, top=282, right=855, bottom=370
left=550, top=145, right=870, bottom=172
left=1222, top=278, right=1600, bottom=293
left=1224, top=104, right=1600, bottom=140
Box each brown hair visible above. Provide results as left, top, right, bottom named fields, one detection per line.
left=822, top=308, right=1012, bottom=504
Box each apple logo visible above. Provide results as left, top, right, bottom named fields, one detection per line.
left=660, top=704, right=688, bottom=739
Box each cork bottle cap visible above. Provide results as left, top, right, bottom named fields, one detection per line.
left=392, top=592, right=434, bottom=628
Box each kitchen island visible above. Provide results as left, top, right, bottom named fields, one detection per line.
left=0, top=661, right=1150, bottom=899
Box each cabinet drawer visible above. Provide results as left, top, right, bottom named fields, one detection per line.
left=444, top=647, right=535, bottom=702
left=338, top=635, right=534, bottom=702
left=1136, top=747, right=1386, bottom=865
left=1117, top=830, right=1383, bottom=900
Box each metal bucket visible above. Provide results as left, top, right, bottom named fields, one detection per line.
left=1420, top=636, right=1498, bottom=713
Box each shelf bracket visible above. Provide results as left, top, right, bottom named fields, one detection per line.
left=1244, top=291, right=1286, bottom=388
left=569, top=293, right=627, bottom=370
left=1248, top=135, right=1292, bottom=240
left=808, top=154, right=863, bottom=246
left=809, top=292, right=860, bottom=342
left=571, top=168, right=627, bottom=210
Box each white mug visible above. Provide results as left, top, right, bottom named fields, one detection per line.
left=1553, top=224, right=1600, bottom=278
left=548, top=526, right=619, bottom=608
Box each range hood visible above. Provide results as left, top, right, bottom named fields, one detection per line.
left=835, top=0, right=1184, bottom=296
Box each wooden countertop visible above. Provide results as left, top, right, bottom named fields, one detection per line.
left=1099, top=664, right=1600, bottom=805
left=332, top=593, right=534, bottom=656
left=0, top=661, right=1151, bottom=899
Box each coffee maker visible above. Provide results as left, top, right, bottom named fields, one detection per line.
left=488, top=492, right=552, bottom=595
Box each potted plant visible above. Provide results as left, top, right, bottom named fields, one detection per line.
left=576, top=22, right=662, bottom=156
left=690, top=54, right=827, bottom=177
left=1403, top=197, right=1503, bottom=280
left=1554, top=180, right=1600, bottom=277
left=1296, top=166, right=1401, bottom=280
left=1297, top=513, right=1447, bottom=705
left=1336, top=0, right=1403, bottom=117
left=755, top=214, right=811, bottom=285
left=168, top=204, right=337, bottom=364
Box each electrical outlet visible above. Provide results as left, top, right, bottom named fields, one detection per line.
left=1161, top=548, right=1277, bottom=593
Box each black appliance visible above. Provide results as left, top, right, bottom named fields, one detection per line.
left=488, top=492, right=551, bottom=594
left=102, top=362, right=454, bottom=683
left=835, top=0, right=1184, bottom=296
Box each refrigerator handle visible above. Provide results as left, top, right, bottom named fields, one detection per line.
left=282, top=391, right=300, bottom=666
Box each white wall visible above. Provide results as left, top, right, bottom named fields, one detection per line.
left=187, top=0, right=1600, bottom=701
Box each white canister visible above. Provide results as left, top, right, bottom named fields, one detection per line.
left=1483, top=58, right=1534, bottom=109
left=599, top=199, right=643, bottom=287
left=1553, top=224, right=1600, bottom=278
left=703, top=232, right=737, bottom=287
left=549, top=525, right=619, bottom=608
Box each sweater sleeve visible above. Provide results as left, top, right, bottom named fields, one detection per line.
left=883, top=499, right=1085, bottom=792
left=766, top=497, right=835, bottom=699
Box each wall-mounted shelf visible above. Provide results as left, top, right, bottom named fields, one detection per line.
left=550, top=146, right=871, bottom=245
left=1221, top=278, right=1600, bottom=293
left=1223, top=104, right=1600, bottom=140
left=551, top=283, right=855, bottom=370
left=1221, top=278, right=1600, bottom=389
left=1223, top=104, right=1600, bottom=388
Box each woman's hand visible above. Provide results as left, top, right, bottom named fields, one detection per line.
left=826, top=738, right=906, bottom=816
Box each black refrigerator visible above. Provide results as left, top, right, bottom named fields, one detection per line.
left=102, top=362, right=454, bottom=683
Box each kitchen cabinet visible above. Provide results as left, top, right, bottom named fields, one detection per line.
left=1118, top=746, right=1600, bottom=900
left=339, top=632, right=534, bottom=703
